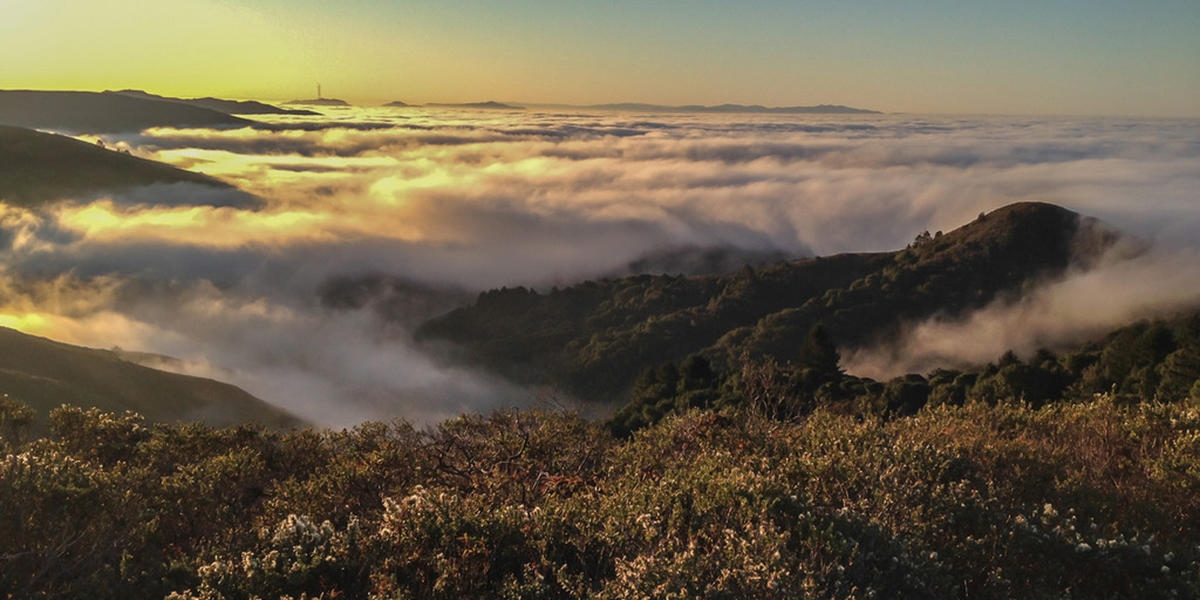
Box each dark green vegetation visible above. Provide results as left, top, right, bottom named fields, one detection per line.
left=0, top=125, right=233, bottom=205
left=418, top=202, right=1116, bottom=401
left=0, top=90, right=251, bottom=133
left=2, top=396, right=1198, bottom=599
left=612, top=311, right=1200, bottom=435
left=0, top=327, right=300, bottom=430
left=115, top=90, right=321, bottom=116
left=382, top=100, right=411, bottom=107
left=617, top=244, right=792, bottom=277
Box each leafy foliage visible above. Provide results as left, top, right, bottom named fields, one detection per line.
left=3, top=394, right=1199, bottom=599
left=614, top=311, right=1200, bottom=433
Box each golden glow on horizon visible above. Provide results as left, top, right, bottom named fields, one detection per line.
left=3, top=1, right=1197, bottom=116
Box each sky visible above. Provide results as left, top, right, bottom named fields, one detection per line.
left=2, top=0, right=1198, bottom=116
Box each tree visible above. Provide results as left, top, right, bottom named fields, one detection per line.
left=678, top=355, right=716, bottom=392
left=798, top=324, right=841, bottom=376
left=0, top=395, right=34, bottom=450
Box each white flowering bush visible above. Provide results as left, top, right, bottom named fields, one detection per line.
left=167, top=514, right=365, bottom=600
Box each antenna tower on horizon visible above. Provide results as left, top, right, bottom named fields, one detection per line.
left=317, top=83, right=322, bottom=99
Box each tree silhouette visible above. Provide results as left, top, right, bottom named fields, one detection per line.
left=798, top=324, right=841, bottom=376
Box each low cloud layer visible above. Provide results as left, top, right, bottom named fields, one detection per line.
left=844, top=247, right=1200, bottom=380
left=0, top=108, right=1197, bottom=422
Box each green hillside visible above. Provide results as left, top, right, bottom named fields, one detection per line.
left=0, top=326, right=300, bottom=429
left=417, top=202, right=1115, bottom=399
left=0, top=125, right=236, bottom=205
left=0, top=90, right=252, bottom=133
left=610, top=307, right=1200, bottom=434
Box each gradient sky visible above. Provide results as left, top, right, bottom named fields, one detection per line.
left=2, top=0, right=1198, bottom=116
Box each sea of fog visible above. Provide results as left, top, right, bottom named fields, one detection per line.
left=2, top=108, right=1198, bottom=425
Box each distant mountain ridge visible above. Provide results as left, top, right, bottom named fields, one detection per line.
left=584, top=102, right=880, bottom=114
left=114, top=89, right=320, bottom=116
left=424, top=101, right=524, bottom=110
left=285, top=98, right=351, bottom=106
left=416, top=203, right=1119, bottom=400
left=0, top=90, right=252, bottom=133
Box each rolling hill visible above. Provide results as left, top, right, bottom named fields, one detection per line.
left=0, top=90, right=252, bottom=133
left=0, top=326, right=301, bottom=428
left=0, top=125, right=252, bottom=206
left=416, top=202, right=1121, bottom=399
left=114, top=89, right=321, bottom=116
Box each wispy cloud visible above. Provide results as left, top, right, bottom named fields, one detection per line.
left=1, top=109, right=1196, bottom=421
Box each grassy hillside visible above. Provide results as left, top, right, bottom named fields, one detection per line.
left=0, top=326, right=300, bottom=429
left=418, top=202, right=1115, bottom=399
left=0, top=90, right=252, bottom=133
left=0, top=125, right=237, bottom=205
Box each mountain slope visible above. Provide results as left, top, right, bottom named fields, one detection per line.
left=0, top=326, right=301, bottom=428
left=115, top=89, right=320, bottom=115
left=417, top=202, right=1118, bottom=399
left=0, top=125, right=241, bottom=206
left=0, top=90, right=252, bottom=133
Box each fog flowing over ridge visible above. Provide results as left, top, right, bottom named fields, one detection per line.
left=1, top=107, right=1197, bottom=424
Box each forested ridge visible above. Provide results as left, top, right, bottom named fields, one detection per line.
left=417, top=202, right=1117, bottom=400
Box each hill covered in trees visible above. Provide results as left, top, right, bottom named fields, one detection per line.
left=610, top=309, right=1200, bottom=435
left=417, top=202, right=1120, bottom=401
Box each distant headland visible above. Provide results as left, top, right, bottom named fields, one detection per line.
left=285, top=98, right=351, bottom=107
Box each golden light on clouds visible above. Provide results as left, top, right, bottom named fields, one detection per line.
left=57, top=202, right=336, bottom=248
left=0, top=103, right=1195, bottom=426
left=0, top=312, right=48, bottom=333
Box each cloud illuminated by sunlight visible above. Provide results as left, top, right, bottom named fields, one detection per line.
left=57, top=202, right=335, bottom=248
left=52, top=198, right=446, bottom=249
left=0, top=312, right=48, bottom=333
left=2, top=109, right=1195, bottom=425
